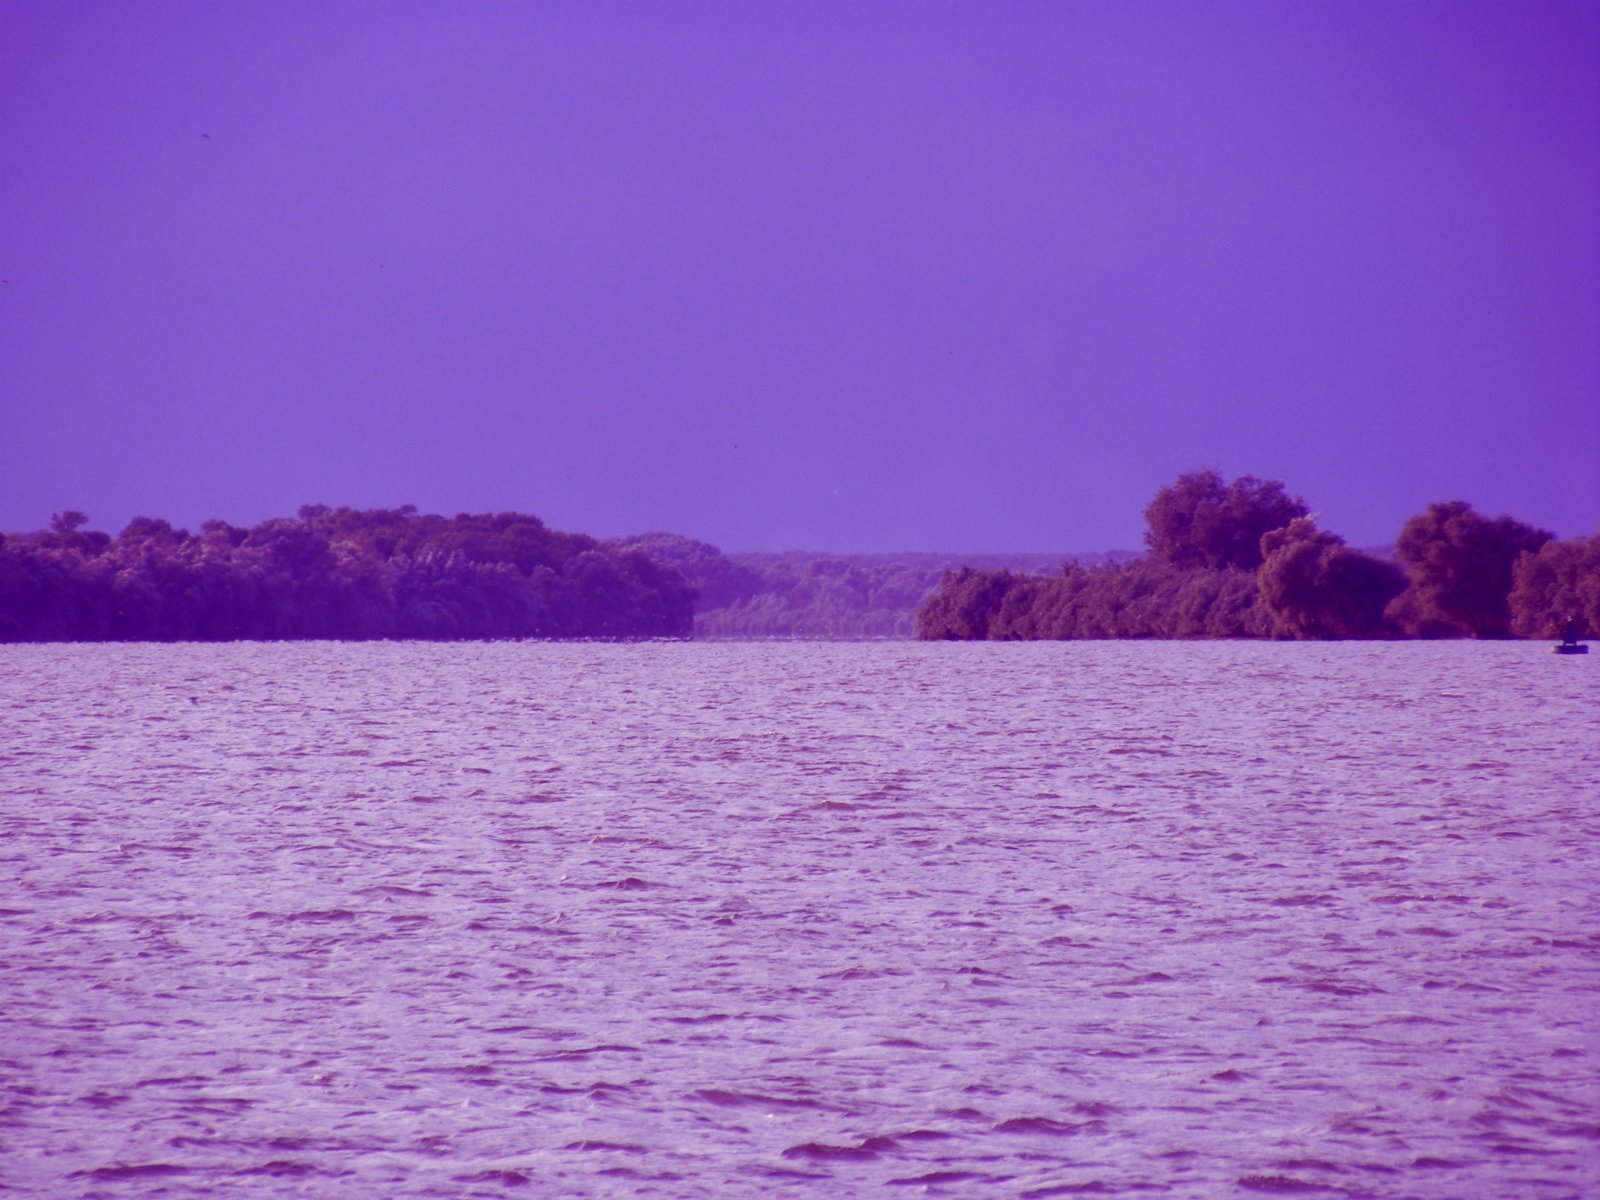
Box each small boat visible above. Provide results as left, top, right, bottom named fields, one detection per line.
left=1553, top=619, right=1589, bottom=654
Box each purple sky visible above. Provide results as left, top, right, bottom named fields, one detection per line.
left=2, top=0, right=1596, bottom=553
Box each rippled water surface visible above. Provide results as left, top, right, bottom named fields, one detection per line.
left=2, top=641, right=1597, bottom=1198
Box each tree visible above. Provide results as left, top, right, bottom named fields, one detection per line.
left=1258, top=518, right=1406, bottom=639
left=1143, top=470, right=1308, bottom=571
left=915, top=568, right=1016, bottom=640
left=119, top=516, right=187, bottom=546
left=610, top=533, right=762, bottom=611
left=1508, top=534, right=1600, bottom=639
left=1388, top=501, right=1553, bottom=638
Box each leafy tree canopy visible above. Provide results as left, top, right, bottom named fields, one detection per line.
left=1144, top=469, right=1308, bottom=571
left=1390, top=501, right=1553, bottom=638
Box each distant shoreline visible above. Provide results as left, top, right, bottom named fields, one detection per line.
left=3, top=478, right=1594, bottom=644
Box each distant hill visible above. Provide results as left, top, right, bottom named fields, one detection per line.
left=729, top=549, right=1140, bottom=573
left=612, top=535, right=1139, bottom=639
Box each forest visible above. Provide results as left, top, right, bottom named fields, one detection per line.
left=1, top=474, right=1594, bottom=642
left=613, top=535, right=1125, bottom=639
left=0, top=506, right=693, bottom=641
left=916, top=471, right=1599, bottom=642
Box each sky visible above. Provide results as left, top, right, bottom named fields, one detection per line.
left=2, top=0, right=1596, bottom=553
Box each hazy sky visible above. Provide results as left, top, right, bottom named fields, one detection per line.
left=3, top=0, right=1596, bottom=552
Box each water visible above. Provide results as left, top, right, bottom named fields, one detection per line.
left=1, top=641, right=1596, bottom=1198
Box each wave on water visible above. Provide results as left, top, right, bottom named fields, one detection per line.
left=1, top=640, right=1595, bottom=1198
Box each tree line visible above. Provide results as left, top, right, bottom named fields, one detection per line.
left=4, top=480, right=1592, bottom=643
left=916, top=470, right=1598, bottom=642
left=0, top=506, right=693, bottom=641
left=613, top=535, right=1111, bottom=639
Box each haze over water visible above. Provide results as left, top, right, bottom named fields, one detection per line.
left=2, top=641, right=1596, bottom=1198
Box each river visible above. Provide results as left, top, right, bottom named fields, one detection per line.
left=1, top=641, right=1595, bottom=1198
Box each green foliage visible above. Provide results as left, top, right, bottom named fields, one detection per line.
left=916, top=568, right=1022, bottom=640
left=4, top=475, right=1584, bottom=644
left=1388, top=501, right=1554, bottom=638
left=610, top=533, right=764, bottom=612
left=0, top=508, right=693, bottom=642
left=917, top=561, right=1269, bottom=641
left=617, top=542, right=1088, bottom=639
left=1508, top=534, right=1600, bottom=639
left=917, top=472, right=1571, bottom=643
left=1258, top=518, right=1406, bottom=639
left=1143, top=469, right=1308, bottom=571
left=687, top=553, right=1092, bottom=639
